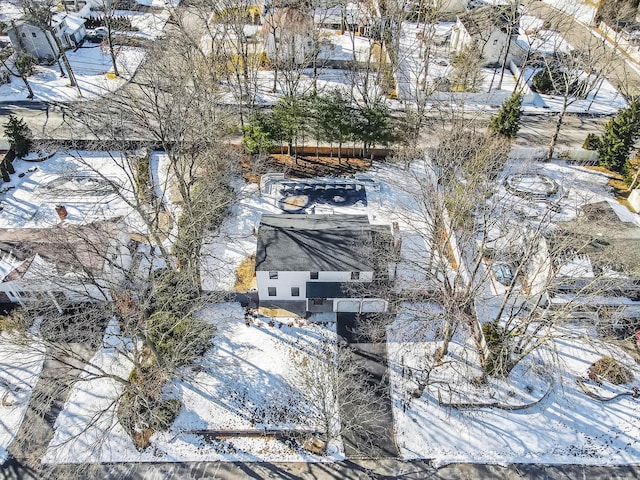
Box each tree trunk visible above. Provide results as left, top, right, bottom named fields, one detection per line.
left=546, top=107, right=566, bottom=161
left=106, top=21, right=119, bottom=77
left=50, top=33, right=82, bottom=97
left=21, top=75, right=34, bottom=99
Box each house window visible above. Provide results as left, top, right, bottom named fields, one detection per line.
left=291, top=287, right=300, bottom=297
left=312, top=298, right=324, bottom=305
left=351, top=271, right=360, bottom=280
left=310, top=272, right=319, bottom=279
left=31, top=32, right=37, bottom=38
left=21, top=32, right=26, bottom=38
left=269, top=271, right=278, bottom=279
left=268, top=287, right=276, bottom=296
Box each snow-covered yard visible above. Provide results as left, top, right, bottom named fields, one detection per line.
left=43, top=302, right=342, bottom=463
left=388, top=303, right=640, bottom=466
left=0, top=332, right=44, bottom=464
left=0, top=45, right=145, bottom=102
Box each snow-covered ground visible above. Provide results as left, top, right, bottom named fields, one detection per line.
left=0, top=45, right=145, bottom=102
left=44, top=302, right=343, bottom=463
left=388, top=303, right=640, bottom=466
left=0, top=151, right=145, bottom=232
left=0, top=332, right=45, bottom=464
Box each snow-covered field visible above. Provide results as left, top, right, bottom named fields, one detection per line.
left=0, top=332, right=44, bottom=464
left=44, top=302, right=342, bottom=463
left=388, top=304, right=640, bottom=466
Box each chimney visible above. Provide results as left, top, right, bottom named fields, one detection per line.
left=55, top=205, right=68, bottom=221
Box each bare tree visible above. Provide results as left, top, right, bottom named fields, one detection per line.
left=20, top=0, right=81, bottom=95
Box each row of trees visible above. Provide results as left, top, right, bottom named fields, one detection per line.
left=242, top=89, right=398, bottom=158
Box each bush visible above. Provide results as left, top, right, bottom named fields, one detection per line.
left=118, top=388, right=182, bottom=450
left=147, top=311, right=216, bottom=368
left=588, top=356, right=633, bottom=385
left=532, top=68, right=554, bottom=94
left=482, top=321, right=511, bottom=377
left=582, top=133, right=600, bottom=151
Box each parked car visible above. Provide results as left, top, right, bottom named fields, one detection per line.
left=85, top=27, right=108, bottom=43
left=491, top=262, right=516, bottom=286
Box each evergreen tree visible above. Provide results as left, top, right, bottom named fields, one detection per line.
left=3, top=115, right=32, bottom=157
left=242, top=113, right=272, bottom=154
left=489, top=92, right=524, bottom=139
left=354, top=102, right=395, bottom=153
left=597, top=100, right=640, bottom=174
left=315, top=89, right=354, bottom=160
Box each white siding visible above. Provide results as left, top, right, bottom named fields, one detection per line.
left=256, top=270, right=374, bottom=301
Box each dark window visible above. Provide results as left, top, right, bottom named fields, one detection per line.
left=269, top=271, right=278, bottom=279
left=21, top=32, right=26, bottom=38
left=312, top=298, right=324, bottom=305
left=310, top=271, right=319, bottom=279
left=31, top=32, right=37, bottom=38
left=291, top=287, right=300, bottom=297
left=351, top=271, right=360, bottom=280
left=268, top=287, right=276, bottom=296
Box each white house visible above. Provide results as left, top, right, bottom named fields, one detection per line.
left=7, top=13, right=86, bottom=61
left=450, top=5, right=524, bottom=66
left=0, top=218, right=132, bottom=310
left=255, top=214, right=394, bottom=317
left=262, top=7, right=315, bottom=66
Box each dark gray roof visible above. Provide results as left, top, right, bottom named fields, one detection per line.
left=255, top=214, right=381, bottom=272
left=306, top=281, right=364, bottom=298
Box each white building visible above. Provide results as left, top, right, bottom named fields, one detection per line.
left=262, top=7, right=315, bottom=66
left=7, top=13, right=86, bottom=61
left=450, top=5, right=524, bottom=66
left=255, top=214, right=394, bottom=317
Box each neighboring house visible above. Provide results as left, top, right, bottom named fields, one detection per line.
left=0, top=217, right=132, bottom=310
left=313, top=1, right=368, bottom=34
left=255, top=214, right=396, bottom=317
left=7, top=13, right=86, bottom=61
left=262, top=7, right=314, bottom=65
left=450, top=5, right=524, bottom=66
left=545, top=201, right=640, bottom=314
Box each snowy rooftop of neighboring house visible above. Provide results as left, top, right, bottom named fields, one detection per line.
left=516, top=15, right=572, bottom=56
left=314, top=2, right=364, bottom=26
left=317, top=30, right=373, bottom=62
left=52, top=13, right=86, bottom=33
left=255, top=214, right=384, bottom=272
left=457, top=5, right=517, bottom=36
left=0, top=151, right=144, bottom=233
left=0, top=219, right=125, bottom=282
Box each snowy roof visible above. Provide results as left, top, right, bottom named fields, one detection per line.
left=0, top=218, right=126, bottom=280
left=457, top=5, right=518, bottom=37
left=256, top=214, right=380, bottom=272
left=52, top=13, right=86, bottom=33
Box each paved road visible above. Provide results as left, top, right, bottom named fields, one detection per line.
left=3, top=458, right=640, bottom=479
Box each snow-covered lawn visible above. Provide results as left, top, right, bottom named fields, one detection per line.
left=0, top=332, right=44, bottom=464
left=200, top=181, right=281, bottom=291
left=388, top=304, right=640, bottom=466
left=44, top=302, right=342, bottom=463
left=0, top=45, right=145, bottom=102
